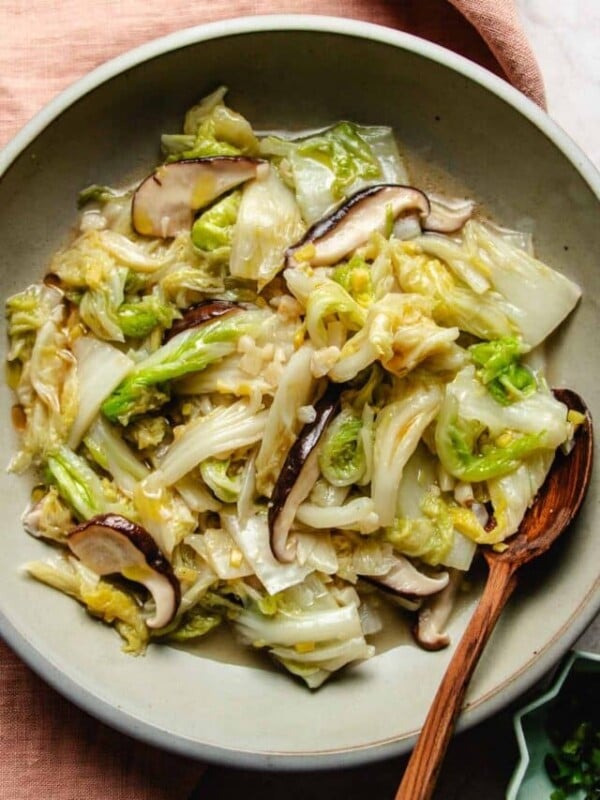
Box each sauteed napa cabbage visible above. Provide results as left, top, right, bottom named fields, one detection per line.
left=6, top=87, right=582, bottom=688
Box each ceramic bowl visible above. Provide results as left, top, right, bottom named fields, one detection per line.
left=508, top=650, right=600, bottom=800
left=0, top=16, right=598, bottom=770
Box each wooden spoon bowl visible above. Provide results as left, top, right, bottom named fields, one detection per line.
left=396, top=388, right=593, bottom=800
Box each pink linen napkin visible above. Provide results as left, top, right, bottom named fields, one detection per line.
left=448, top=0, right=545, bottom=106
left=0, top=637, right=201, bottom=800
left=0, top=2, right=545, bottom=798
left=0, top=0, right=545, bottom=151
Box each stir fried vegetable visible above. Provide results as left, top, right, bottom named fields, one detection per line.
left=5, top=87, right=582, bottom=688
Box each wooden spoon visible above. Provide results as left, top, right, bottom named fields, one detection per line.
left=396, top=389, right=593, bottom=800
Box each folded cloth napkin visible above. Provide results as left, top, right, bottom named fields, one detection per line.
left=0, top=0, right=544, bottom=150
left=0, top=2, right=544, bottom=798
left=448, top=0, right=545, bottom=106
left=0, top=638, right=201, bottom=800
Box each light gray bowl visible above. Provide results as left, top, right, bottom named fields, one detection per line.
left=0, top=15, right=598, bottom=770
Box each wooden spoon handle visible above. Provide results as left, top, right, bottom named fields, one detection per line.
left=395, top=560, right=518, bottom=800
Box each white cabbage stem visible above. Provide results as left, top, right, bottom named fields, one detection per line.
left=148, top=400, right=267, bottom=488
left=371, top=383, right=443, bottom=526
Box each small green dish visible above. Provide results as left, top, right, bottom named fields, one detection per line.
left=508, top=650, right=600, bottom=800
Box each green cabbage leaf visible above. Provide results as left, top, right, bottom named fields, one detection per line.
left=199, top=458, right=242, bottom=503
left=305, top=279, right=367, bottom=349
left=102, top=308, right=269, bottom=424
left=7, top=290, right=78, bottom=472
left=162, top=85, right=259, bottom=160
left=260, top=122, right=408, bottom=223
left=45, top=445, right=110, bottom=520
left=318, top=407, right=366, bottom=487
left=332, top=255, right=374, bottom=307
left=229, top=169, right=305, bottom=288
left=327, top=293, right=460, bottom=383
left=468, top=337, right=536, bottom=406
left=414, top=221, right=581, bottom=347
left=392, top=241, right=517, bottom=340
left=435, top=365, right=568, bottom=482
left=26, top=556, right=149, bottom=653
left=158, top=603, right=222, bottom=642
left=386, top=490, right=455, bottom=566
left=191, top=191, right=241, bottom=252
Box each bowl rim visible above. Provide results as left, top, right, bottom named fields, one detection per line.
left=2, top=14, right=600, bottom=195
left=0, top=14, right=599, bottom=771
left=507, top=649, right=600, bottom=800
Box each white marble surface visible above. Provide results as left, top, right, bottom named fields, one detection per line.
left=517, top=0, right=600, bottom=651
left=517, top=0, right=600, bottom=171
left=516, top=0, right=600, bottom=659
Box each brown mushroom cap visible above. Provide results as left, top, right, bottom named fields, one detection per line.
left=68, top=514, right=180, bottom=629
left=285, top=184, right=430, bottom=268
left=164, top=299, right=242, bottom=342
left=268, top=382, right=343, bottom=562
left=132, top=156, right=269, bottom=238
